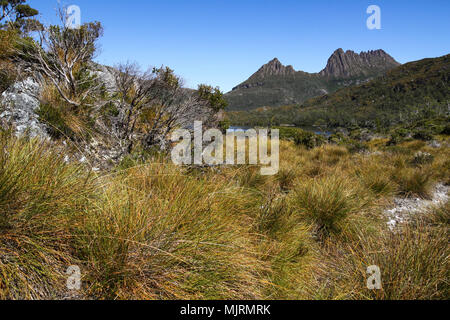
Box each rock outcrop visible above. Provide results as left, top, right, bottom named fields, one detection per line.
left=252, top=58, right=296, bottom=78
left=0, top=77, right=49, bottom=138
left=319, top=48, right=400, bottom=79
left=232, top=58, right=296, bottom=91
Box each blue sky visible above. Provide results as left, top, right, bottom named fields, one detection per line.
left=28, top=0, right=450, bottom=92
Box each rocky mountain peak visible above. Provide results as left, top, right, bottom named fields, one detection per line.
left=319, top=48, right=400, bottom=79
left=254, top=58, right=296, bottom=78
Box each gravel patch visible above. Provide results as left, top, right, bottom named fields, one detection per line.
left=385, top=183, right=449, bottom=230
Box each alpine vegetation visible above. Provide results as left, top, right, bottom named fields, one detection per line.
left=0, top=0, right=448, bottom=301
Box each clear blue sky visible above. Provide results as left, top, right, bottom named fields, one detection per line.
left=28, top=0, right=450, bottom=92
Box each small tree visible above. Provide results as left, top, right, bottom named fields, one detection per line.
left=0, top=0, right=39, bottom=32
left=114, top=62, right=158, bottom=151
left=114, top=62, right=226, bottom=154
left=17, top=8, right=103, bottom=108
left=196, top=84, right=228, bottom=112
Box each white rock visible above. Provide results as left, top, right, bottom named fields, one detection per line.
left=0, top=78, right=49, bottom=139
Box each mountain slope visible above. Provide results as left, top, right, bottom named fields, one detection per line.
left=226, top=49, right=400, bottom=111
left=227, top=54, right=450, bottom=128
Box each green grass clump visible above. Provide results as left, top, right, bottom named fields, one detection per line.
left=391, top=167, right=435, bottom=199
left=75, top=161, right=267, bottom=300
left=0, top=131, right=95, bottom=299
left=290, top=175, right=369, bottom=239
left=355, top=162, right=397, bottom=197
left=36, top=103, right=75, bottom=139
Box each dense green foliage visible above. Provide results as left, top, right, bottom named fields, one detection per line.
left=276, top=126, right=326, bottom=149
left=197, top=84, right=228, bottom=112
left=0, top=0, right=39, bottom=33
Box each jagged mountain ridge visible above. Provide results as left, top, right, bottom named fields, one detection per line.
left=226, top=49, right=400, bottom=111
left=320, top=48, right=400, bottom=78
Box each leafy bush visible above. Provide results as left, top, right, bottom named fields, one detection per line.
left=346, top=140, right=369, bottom=153
left=413, top=128, right=434, bottom=141
left=293, top=130, right=325, bottom=149
left=218, top=119, right=231, bottom=132
left=387, top=128, right=412, bottom=146
left=442, top=124, right=450, bottom=135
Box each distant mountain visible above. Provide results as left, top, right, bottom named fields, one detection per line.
left=226, top=54, right=450, bottom=129
left=225, top=49, right=400, bottom=111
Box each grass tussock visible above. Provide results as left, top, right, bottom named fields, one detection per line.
left=391, top=167, right=435, bottom=199
left=307, top=215, right=449, bottom=300
left=290, top=174, right=372, bottom=240
left=0, top=131, right=95, bottom=299
left=79, top=163, right=267, bottom=299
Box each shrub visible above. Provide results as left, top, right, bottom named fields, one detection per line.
left=276, top=127, right=325, bottom=149
left=413, top=129, right=433, bottom=141
left=294, top=130, right=325, bottom=149
left=386, top=128, right=411, bottom=146
left=442, top=124, right=450, bottom=135
left=218, top=119, right=231, bottom=132
left=346, top=140, right=369, bottom=153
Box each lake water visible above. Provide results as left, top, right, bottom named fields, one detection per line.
left=229, top=126, right=331, bottom=137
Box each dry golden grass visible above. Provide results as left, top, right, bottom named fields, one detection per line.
left=0, top=131, right=448, bottom=300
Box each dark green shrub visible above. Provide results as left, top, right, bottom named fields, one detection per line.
left=346, top=141, right=369, bottom=153
left=387, top=128, right=413, bottom=146
left=442, top=124, right=450, bottom=135
left=277, top=127, right=301, bottom=141
left=293, top=130, right=325, bottom=149
left=413, top=129, right=433, bottom=141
